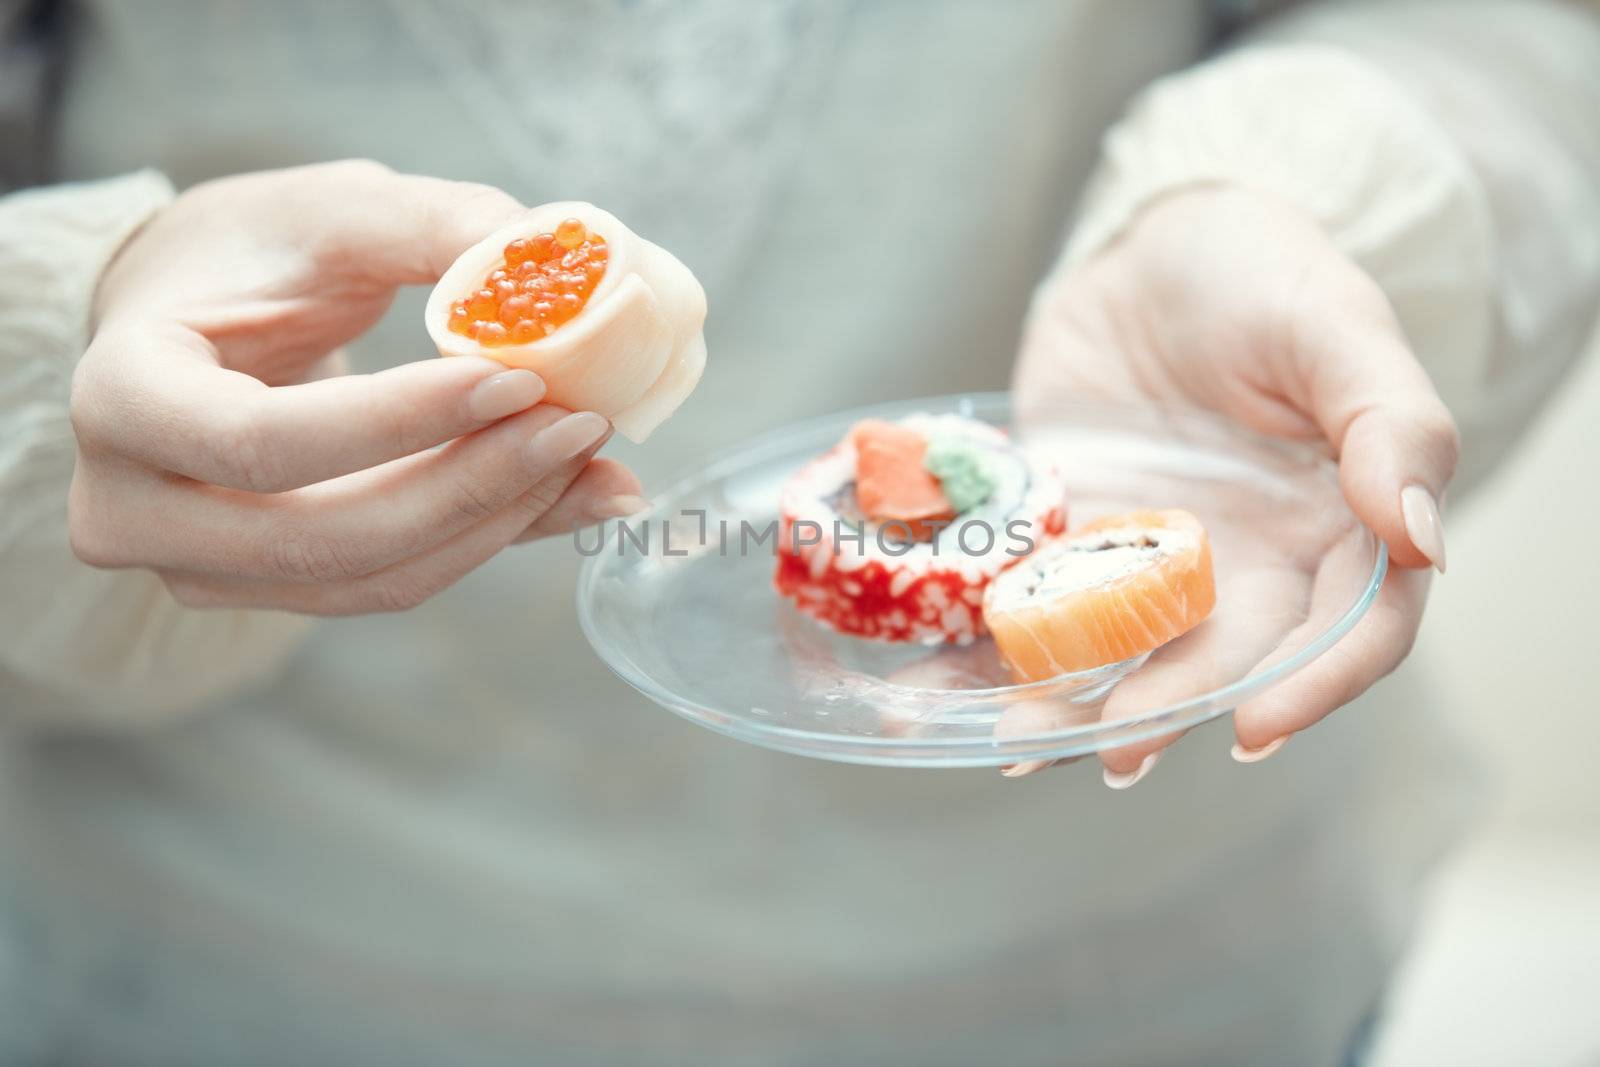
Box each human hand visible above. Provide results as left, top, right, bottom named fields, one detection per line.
left=68, top=160, right=643, bottom=614
left=1009, top=186, right=1458, bottom=782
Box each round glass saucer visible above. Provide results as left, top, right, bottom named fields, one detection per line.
left=577, top=393, right=1384, bottom=768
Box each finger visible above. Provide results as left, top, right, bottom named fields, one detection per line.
left=78, top=324, right=550, bottom=492
left=298, top=162, right=528, bottom=286
left=993, top=698, right=1096, bottom=778
left=1093, top=557, right=1309, bottom=780
left=1290, top=297, right=1459, bottom=572
left=161, top=439, right=606, bottom=615
left=512, top=458, right=644, bottom=542
left=108, top=407, right=611, bottom=581
left=1233, top=554, right=1430, bottom=753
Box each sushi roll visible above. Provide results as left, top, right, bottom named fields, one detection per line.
left=426, top=202, right=707, bottom=442
left=774, top=414, right=1067, bottom=645
left=982, top=509, right=1216, bottom=681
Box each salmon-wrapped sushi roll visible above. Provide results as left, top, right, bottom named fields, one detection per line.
left=426, top=202, right=707, bottom=442
left=775, top=414, right=1067, bottom=645
left=982, top=509, right=1216, bottom=681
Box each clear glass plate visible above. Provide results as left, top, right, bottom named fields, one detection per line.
left=577, top=393, right=1385, bottom=767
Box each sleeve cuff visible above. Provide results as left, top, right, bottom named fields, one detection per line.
left=0, top=170, right=176, bottom=356
left=1054, top=44, right=1497, bottom=417
left=0, top=172, right=314, bottom=729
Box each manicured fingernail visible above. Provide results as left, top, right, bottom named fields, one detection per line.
left=1103, top=751, right=1161, bottom=790
left=529, top=411, right=609, bottom=466
left=1231, top=735, right=1289, bottom=764
left=467, top=369, right=545, bottom=422
left=594, top=494, right=649, bottom=520
left=1400, top=485, right=1446, bottom=573
left=1000, top=759, right=1052, bottom=779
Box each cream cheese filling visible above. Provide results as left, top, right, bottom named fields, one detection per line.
left=988, top=524, right=1194, bottom=612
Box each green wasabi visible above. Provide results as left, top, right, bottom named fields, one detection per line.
left=924, top=435, right=996, bottom=513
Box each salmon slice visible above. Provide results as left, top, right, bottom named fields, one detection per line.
left=982, top=509, right=1216, bottom=681
left=849, top=419, right=953, bottom=526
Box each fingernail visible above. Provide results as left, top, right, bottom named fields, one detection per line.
left=1231, top=735, right=1289, bottom=764
left=593, top=494, right=650, bottom=520
left=528, top=411, right=609, bottom=466
left=467, top=369, right=545, bottom=422
left=1103, top=751, right=1161, bottom=790
left=1400, top=485, right=1447, bottom=574
left=1000, top=759, right=1053, bottom=779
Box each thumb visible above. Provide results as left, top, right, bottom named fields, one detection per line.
left=305, top=160, right=529, bottom=287
left=1297, top=307, right=1460, bottom=573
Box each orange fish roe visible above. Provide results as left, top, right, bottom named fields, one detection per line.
left=447, top=218, right=609, bottom=345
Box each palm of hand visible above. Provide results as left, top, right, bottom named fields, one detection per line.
left=1005, top=189, right=1451, bottom=779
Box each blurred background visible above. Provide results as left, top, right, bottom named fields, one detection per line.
left=1370, top=327, right=1600, bottom=1066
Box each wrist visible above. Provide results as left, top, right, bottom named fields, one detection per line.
left=90, top=198, right=169, bottom=335
left=0, top=172, right=173, bottom=360
left=1041, top=183, right=1330, bottom=320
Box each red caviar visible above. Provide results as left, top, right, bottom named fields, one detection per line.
left=448, top=218, right=608, bottom=345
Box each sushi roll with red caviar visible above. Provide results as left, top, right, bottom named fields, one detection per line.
left=982, top=509, right=1216, bottom=680
left=774, top=414, right=1067, bottom=645
left=426, top=202, right=706, bottom=442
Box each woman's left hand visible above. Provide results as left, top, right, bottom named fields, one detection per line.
left=1008, top=186, right=1458, bottom=782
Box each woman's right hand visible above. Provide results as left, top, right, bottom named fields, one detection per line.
left=67, top=160, right=644, bottom=615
